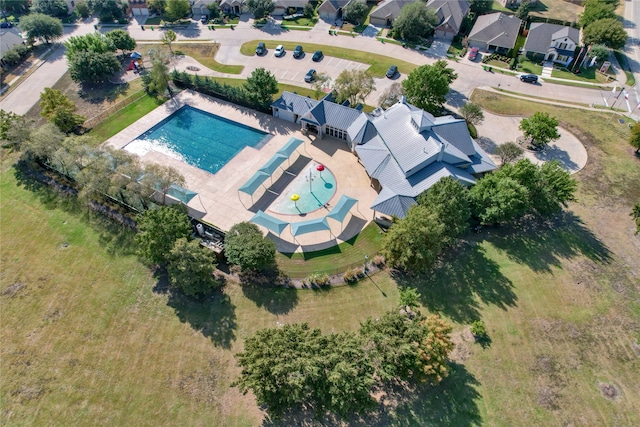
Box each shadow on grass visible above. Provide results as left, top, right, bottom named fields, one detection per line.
left=263, top=362, right=481, bottom=427
left=394, top=243, right=516, bottom=323
left=238, top=268, right=299, bottom=315
left=155, top=269, right=238, bottom=348
left=488, top=212, right=612, bottom=273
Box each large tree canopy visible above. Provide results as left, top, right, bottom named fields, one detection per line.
left=246, top=0, right=275, bottom=19
left=342, top=0, right=368, bottom=24
left=417, top=176, right=471, bottom=243
left=470, top=172, right=529, bottom=224
left=105, top=29, right=136, bottom=54
left=135, top=204, right=192, bottom=265
left=19, top=13, right=63, bottom=44
left=519, top=112, right=560, bottom=149
left=163, top=0, right=190, bottom=22
left=581, top=18, right=627, bottom=49
left=333, top=69, right=375, bottom=106
left=579, top=0, right=616, bottom=28
left=244, top=68, right=278, bottom=110
left=224, top=222, right=276, bottom=271
left=393, top=1, right=439, bottom=41
left=88, top=0, right=127, bottom=23
left=167, top=238, right=220, bottom=298
left=30, top=0, right=69, bottom=17
left=65, top=32, right=120, bottom=83
left=39, top=88, right=85, bottom=133
left=402, top=60, right=457, bottom=115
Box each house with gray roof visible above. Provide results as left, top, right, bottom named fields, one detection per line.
left=369, top=0, right=416, bottom=27
left=468, top=12, right=522, bottom=53
left=427, top=0, right=470, bottom=40
left=0, top=28, right=24, bottom=58
left=273, top=0, right=310, bottom=16
left=272, top=92, right=497, bottom=218
left=318, top=0, right=351, bottom=22
left=523, top=23, right=580, bottom=67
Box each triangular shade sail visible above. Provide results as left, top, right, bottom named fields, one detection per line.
left=258, top=153, right=288, bottom=175
left=167, top=184, right=198, bottom=204
left=238, top=171, right=269, bottom=195
left=250, top=210, right=289, bottom=235
left=326, top=195, right=357, bottom=223
left=276, top=137, right=304, bottom=158
left=290, top=216, right=331, bottom=237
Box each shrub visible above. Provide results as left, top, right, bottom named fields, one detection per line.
left=372, top=255, right=386, bottom=268
left=470, top=320, right=488, bottom=339
left=305, top=272, right=330, bottom=287
left=343, top=267, right=365, bottom=283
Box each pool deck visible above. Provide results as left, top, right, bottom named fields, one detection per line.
left=105, top=90, right=379, bottom=253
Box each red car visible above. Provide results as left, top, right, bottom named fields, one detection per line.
left=468, top=47, right=479, bottom=61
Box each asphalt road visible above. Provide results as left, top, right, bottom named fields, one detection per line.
left=623, top=0, right=640, bottom=110
left=2, top=15, right=639, bottom=120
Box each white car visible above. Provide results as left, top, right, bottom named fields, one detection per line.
left=274, top=45, right=285, bottom=57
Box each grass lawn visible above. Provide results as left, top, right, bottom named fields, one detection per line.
left=517, top=58, right=543, bottom=75
left=551, top=66, right=611, bottom=83
left=282, top=16, right=318, bottom=26
left=144, top=16, right=163, bottom=25
left=276, top=222, right=384, bottom=277
left=142, top=43, right=243, bottom=74
left=239, top=40, right=417, bottom=78
left=89, top=94, right=165, bottom=142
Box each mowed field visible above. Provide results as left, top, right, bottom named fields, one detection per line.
left=2, top=90, right=640, bottom=426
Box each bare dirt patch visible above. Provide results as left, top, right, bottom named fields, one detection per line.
left=1, top=282, right=26, bottom=298
left=599, top=382, right=619, bottom=400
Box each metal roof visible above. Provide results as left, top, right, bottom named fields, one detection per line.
left=271, top=92, right=319, bottom=115
left=371, top=187, right=418, bottom=218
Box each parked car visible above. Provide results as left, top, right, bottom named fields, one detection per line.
left=468, top=47, right=479, bottom=61
left=312, top=50, right=323, bottom=62
left=385, top=65, right=398, bottom=78
left=293, top=45, right=304, bottom=59
left=256, top=42, right=266, bottom=56
left=304, top=69, right=316, bottom=83
left=200, top=15, right=208, bottom=24
left=274, top=45, right=285, bottom=57
left=520, top=73, right=538, bottom=83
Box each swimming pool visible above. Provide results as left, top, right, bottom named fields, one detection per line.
left=124, top=106, right=271, bottom=174
left=269, top=162, right=336, bottom=215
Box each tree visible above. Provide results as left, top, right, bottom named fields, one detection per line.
left=629, top=122, right=640, bottom=154
left=68, top=49, right=121, bottom=83
left=468, top=0, right=491, bottom=14
left=225, top=222, right=276, bottom=271
left=535, top=160, right=577, bottom=215
left=303, top=1, right=315, bottom=18
left=88, top=0, right=126, bottom=22
left=163, top=0, right=189, bottom=22
left=74, top=0, right=91, bottom=18
left=0, top=0, right=29, bottom=13
left=587, top=44, right=609, bottom=64
left=105, top=29, right=136, bottom=54
left=378, top=82, right=403, bottom=108
left=459, top=102, right=484, bottom=126
left=579, top=0, right=616, bottom=28
left=144, top=52, right=172, bottom=97
left=342, top=0, right=368, bottom=24
left=399, top=287, right=421, bottom=308
left=494, top=141, right=524, bottom=165
left=631, top=203, right=640, bottom=235
left=39, top=88, right=86, bottom=133
left=207, top=1, right=222, bottom=19
left=20, top=122, right=65, bottom=163
left=246, top=0, right=275, bottom=19
left=311, top=72, right=331, bottom=100
left=30, top=0, right=69, bottom=17
left=382, top=205, right=445, bottom=272
left=160, top=29, right=176, bottom=54
left=244, top=67, right=278, bottom=110
left=135, top=204, right=192, bottom=265
left=65, top=32, right=115, bottom=59
left=0, top=110, right=31, bottom=148
left=519, top=112, right=560, bottom=149
left=146, top=0, right=166, bottom=14
left=469, top=172, right=529, bottom=224
left=167, top=238, right=220, bottom=298
left=359, top=310, right=454, bottom=384
left=417, top=176, right=471, bottom=243
left=402, top=60, right=457, bottom=115
left=19, top=13, right=63, bottom=44
left=582, top=18, right=627, bottom=49
left=142, top=163, right=185, bottom=204
left=393, top=1, right=439, bottom=41
left=234, top=324, right=376, bottom=419
left=333, top=69, right=375, bottom=106
left=515, top=0, right=531, bottom=19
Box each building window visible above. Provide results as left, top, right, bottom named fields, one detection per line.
left=325, top=126, right=346, bottom=140
left=558, top=43, right=567, bottom=50
left=557, top=55, right=569, bottom=62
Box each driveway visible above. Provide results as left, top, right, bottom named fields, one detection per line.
left=475, top=111, right=588, bottom=174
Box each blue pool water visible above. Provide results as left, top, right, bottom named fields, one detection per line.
left=269, top=162, right=336, bottom=215
left=124, top=106, right=271, bottom=174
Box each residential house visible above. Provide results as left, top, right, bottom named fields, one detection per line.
left=498, top=0, right=537, bottom=8
left=191, top=0, right=216, bottom=16
left=317, top=0, right=351, bottom=22
left=467, top=12, right=522, bottom=53
left=369, top=0, right=415, bottom=27
left=126, top=0, right=150, bottom=17
left=272, top=92, right=497, bottom=218
left=0, top=28, right=24, bottom=58
left=219, top=0, right=244, bottom=15
left=427, top=0, right=470, bottom=40
left=523, top=22, right=580, bottom=66
left=273, top=0, right=310, bottom=16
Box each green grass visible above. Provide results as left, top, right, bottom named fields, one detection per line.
left=550, top=65, right=610, bottom=83
left=144, top=16, right=162, bottom=25
left=276, top=222, right=384, bottom=277
left=613, top=50, right=636, bottom=86
left=490, top=0, right=512, bottom=12
left=89, top=95, right=164, bottom=141
left=143, top=43, right=243, bottom=74
left=517, top=58, right=543, bottom=75
left=282, top=16, right=318, bottom=26
left=240, top=40, right=418, bottom=77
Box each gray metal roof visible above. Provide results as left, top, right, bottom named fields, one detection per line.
left=301, top=99, right=362, bottom=130
left=271, top=92, right=319, bottom=115
left=427, top=0, right=470, bottom=34
left=468, top=12, right=522, bottom=49
left=433, top=119, right=476, bottom=156
left=524, top=22, right=580, bottom=54
left=371, top=187, right=418, bottom=218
